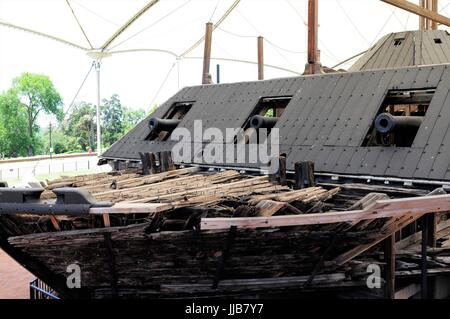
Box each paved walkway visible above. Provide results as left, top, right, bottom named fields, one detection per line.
left=0, top=248, right=34, bottom=299
left=0, top=155, right=110, bottom=298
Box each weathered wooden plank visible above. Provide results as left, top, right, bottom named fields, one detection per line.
left=294, top=161, right=315, bottom=190
left=201, top=194, right=450, bottom=230
left=385, top=235, right=396, bottom=299
left=103, top=213, right=111, bottom=227
left=90, top=202, right=172, bottom=215
left=397, top=218, right=450, bottom=250
left=395, top=283, right=420, bottom=299
left=159, top=273, right=348, bottom=294
left=49, top=216, right=61, bottom=231
left=396, top=268, right=450, bottom=277
left=332, top=214, right=422, bottom=266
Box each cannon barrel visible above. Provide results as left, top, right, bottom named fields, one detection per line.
left=374, top=113, right=423, bottom=134
left=148, top=117, right=181, bottom=134
left=249, top=115, right=279, bottom=130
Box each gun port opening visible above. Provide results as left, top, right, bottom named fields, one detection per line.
left=236, top=96, right=292, bottom=144
left=363, top=88, right=435, bottom=147
left=146, top=102, right=194, bottom=142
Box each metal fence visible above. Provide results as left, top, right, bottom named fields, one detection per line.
left=0, top=157, right=110, bottom=182
left=29, top=278, right=60, bottom=300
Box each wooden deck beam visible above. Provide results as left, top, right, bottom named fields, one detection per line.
left=381, top=0, right=450, bottom=27
left=385, top=235, right=396, bottom=299
left=90, top=202, right=173, bottom=215
left=201, top=194, right=450, bottom=230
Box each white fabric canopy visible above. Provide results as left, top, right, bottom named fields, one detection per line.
left=1, top=0, right=449, bottom=112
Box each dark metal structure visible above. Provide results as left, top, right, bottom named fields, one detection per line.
left=102, top=63, right=450, bottom=183
left=350, top=30, right=450, bottom=71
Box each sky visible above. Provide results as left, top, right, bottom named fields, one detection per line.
left=0, top=0, right=449, bottom=127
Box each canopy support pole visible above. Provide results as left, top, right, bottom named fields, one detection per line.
left=257, top=36, right=264, bottom=80
left=303, top=0, right=323, bottom=75
left=95, top=60, right=102, bottom=157
left=202, top=22, right=213, bottom=84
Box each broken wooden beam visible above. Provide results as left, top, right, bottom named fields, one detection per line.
left=426, top=213, right=438, bottom=247
left=421, top=215, right=429, bottom=299
left=148, top=153, right=158, bottom=174
left=159, top=152, right=169, bottom=172
left=294, top=161, right=315, bottom=190
left=49, top=216, right=61, bottom=231
left=103, top=213, right=111, bottom=227
left=89, top=202, right=173, bottom=215
left=385, top=234, right=396, bottom=299
left=332, top=189, right=449, bottom=268
left=279, top=156, right=287, bottom=186
left=395, top=283, right=420, bottom=299
left=268, top=155, right=286, bottom=185
left=255, top=200, right=303, bottom=216
left=139, top=152, right=150, bottom=176
left=166, top=151, right=175, bottom=171
left=201, top=194, right=450, bottom=230
left=397, top=218, right=450, bottom=250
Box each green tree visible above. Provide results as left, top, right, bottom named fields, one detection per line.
left=40, top=125, right=71, bottom=154
left=0, top=89, right=31, bottom=157
left=148, top=104, right=159, bottom=116
left=12, top=73, right=63, bottom=155
left=101, top=94, right=124, bottom=147
left=56, top=94, right=147, bottom=152
left=64, top=102, right=96, bottom=152
left=123, top=107, right=146, bottom=132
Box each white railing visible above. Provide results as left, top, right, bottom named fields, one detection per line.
left=0, top=157, right=111, bottom=183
